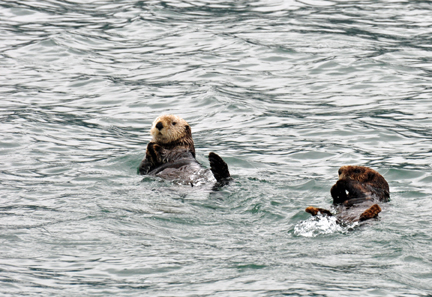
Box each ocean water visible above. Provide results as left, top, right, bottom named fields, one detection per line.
left=1, top=0, right=432, bottom=296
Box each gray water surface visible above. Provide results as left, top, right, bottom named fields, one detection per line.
left=1, top=0, right=432, bottom=296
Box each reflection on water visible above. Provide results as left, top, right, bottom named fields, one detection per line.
left=1, top=0, right=432, bottom=295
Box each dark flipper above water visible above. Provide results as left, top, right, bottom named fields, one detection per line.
left=208, top=152, right=231, bottom=185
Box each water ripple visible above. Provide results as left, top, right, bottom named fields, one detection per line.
left=1, top=0, right=432, bottom=295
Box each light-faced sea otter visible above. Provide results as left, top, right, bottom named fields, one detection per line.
left=138, top=115, right=231, bottom=186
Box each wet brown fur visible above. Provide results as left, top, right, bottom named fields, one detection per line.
left=331, top=165, right=390, bottom=204
left=306, top=166, right=389, bottom=223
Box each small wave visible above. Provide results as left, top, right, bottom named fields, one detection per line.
left=294, top=215, right=357, bottom=237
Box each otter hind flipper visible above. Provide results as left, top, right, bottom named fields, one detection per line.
left=208, top=152, right=231, bottom=185
left=359, top=204, right=381, bottom=222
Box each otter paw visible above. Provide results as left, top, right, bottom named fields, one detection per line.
left=305, top=206, right=333, bottom=217
left=330, top=180, right=349, bottom=204
left=146, top=142, right=163, bottom=164
left=359, top=204, right=381, bottom=221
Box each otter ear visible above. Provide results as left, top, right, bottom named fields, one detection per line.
left=367, top=171, right=375, bottom=181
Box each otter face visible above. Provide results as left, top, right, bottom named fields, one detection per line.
left=338, top=165, right=376, bottom=182
left=150, top=114, right=191, bottom=144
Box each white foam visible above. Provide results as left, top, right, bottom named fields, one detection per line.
left=294, top=215, right=357, bottom=237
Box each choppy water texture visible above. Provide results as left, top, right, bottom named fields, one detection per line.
left=1, top=0, right=432, bottom=296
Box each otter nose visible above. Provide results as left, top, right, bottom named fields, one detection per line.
left=155, top=121, right=163, bottom=131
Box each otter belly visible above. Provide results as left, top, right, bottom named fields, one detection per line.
left=149, top=159, right=213, bottom=185
left=335, top=200, right=381, bottom=223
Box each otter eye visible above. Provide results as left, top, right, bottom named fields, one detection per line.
left=354, top=169, right=360, bottom=174
left=172, top=122, right=177, bottom=126
left=338, top=169, right=342, bottom=175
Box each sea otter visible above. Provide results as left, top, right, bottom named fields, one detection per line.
left=138, top=114, right=231, bottom=186
left=306, top=166, right=390, bottom=223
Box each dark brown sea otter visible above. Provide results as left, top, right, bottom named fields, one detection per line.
left=138, top=114, right=231, bottom=186
left=306, top=166, right=390, bottom=223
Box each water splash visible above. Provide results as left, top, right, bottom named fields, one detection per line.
left=294, top=215, right=358, bottom=237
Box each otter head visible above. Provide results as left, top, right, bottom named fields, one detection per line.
left=336, top=165, right=390, bottom=202
left=337, top=165, right=378, bottom=183
left=150, top=114, right=193, bottom=145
